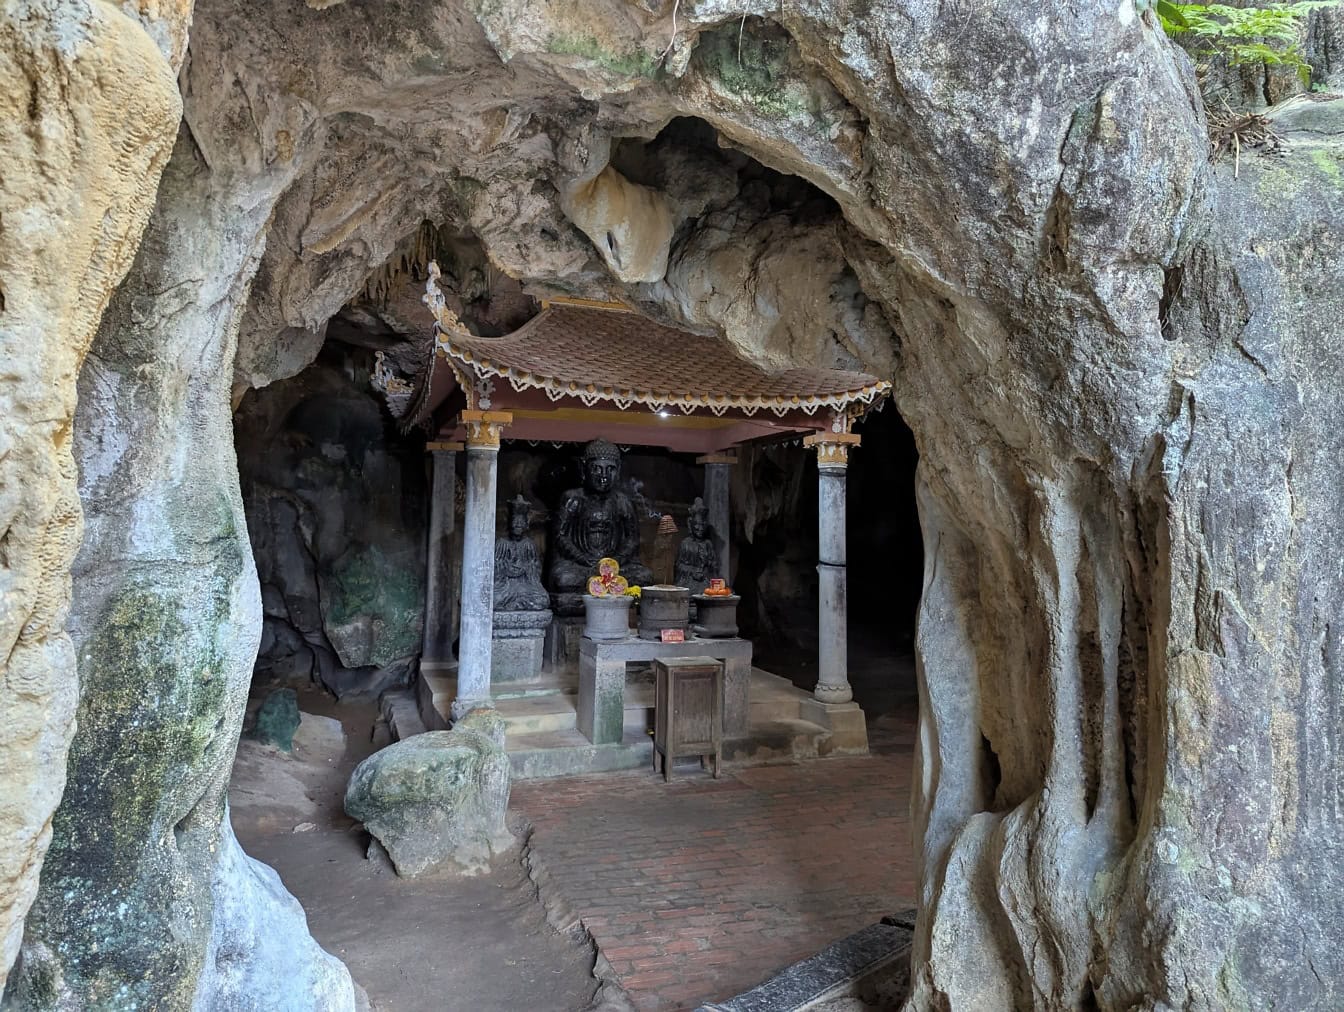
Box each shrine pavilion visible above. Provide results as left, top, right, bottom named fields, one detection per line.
left=392, top=264, right=891, bottom=775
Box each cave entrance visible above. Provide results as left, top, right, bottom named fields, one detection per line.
left=233, top=114, right=923, bottom=771
left=737, top=403, right=922, bottom=747
left=224, top=113, right=924, bottom=1003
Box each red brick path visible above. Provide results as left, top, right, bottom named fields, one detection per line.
left=511, top=750, right=916, bottom=1011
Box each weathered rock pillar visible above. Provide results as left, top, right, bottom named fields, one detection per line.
left=697, top=453, right=735, bottom=581
left=452, top=412, right=510, bottom=720
left=804, top=432, right=860, bottom=704
left=422, top=441, right=461, bottom=674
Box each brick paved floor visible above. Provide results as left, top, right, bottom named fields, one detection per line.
left=511, top=726, right=917, bottom=1012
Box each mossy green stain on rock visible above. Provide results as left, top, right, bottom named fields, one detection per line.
left=1251, top=158, right=1309, bottom=204
left=322, top=542, right=424, bottom=668
left=1308, top=147, right=1344, bottom=187
left=17, top=575, right=239, bottom=1010
left=547, top=34, right=659, bottom=79
left=251, top=688, right=301, bottom=751
left=691, top=20, right=809, bottom=120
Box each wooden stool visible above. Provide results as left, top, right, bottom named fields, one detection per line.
left=652, top=656, right=723, bottom=781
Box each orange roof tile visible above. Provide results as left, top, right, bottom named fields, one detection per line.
left=422, top=266, right=889, bottom=419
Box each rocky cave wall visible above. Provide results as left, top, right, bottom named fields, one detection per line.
left=4, top=117, right=358, bottom=1008
left=235, top=339, right=431, bottom=701
left=2, top=0, right=1344, bottom=1010
left=0, top=0, right=185, bottom=993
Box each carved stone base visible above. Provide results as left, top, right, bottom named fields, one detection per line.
left=813, top=681, right=854, bottom=704
left=491, top=609, right=551, bottom=683
left=492, top=609, right=553, bottom=638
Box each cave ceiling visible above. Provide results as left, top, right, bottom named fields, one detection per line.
left=220, top=0, right=1191, bottom=416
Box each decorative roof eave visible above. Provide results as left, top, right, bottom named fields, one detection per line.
left=419, top=262, right=892, bottom=422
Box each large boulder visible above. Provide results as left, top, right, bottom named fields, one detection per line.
left=344, top=712, right=514, bottom=878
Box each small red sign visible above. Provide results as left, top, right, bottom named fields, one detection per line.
left=660, top=628, right=686, bottom=643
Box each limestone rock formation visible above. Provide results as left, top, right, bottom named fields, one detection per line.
left=0, top=0, right=184, bottom=991
left=1091, top=94, right=1344, bottom=1012
left=5, top=115, right=357, bottom=1009
left=899, top=96, right=1344, bottom=1011
left=560, top=164, right=676, bottom=284
left=194, top=820, right=359, bottom=1010
left=344, top=711, right=514, bottom=878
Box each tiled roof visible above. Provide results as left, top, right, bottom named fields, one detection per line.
left=421, top=265, right=890, bottom=419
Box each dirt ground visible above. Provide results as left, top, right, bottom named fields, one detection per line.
left=228, top=626, right=918, bottom=1012
left=228, top=690, right=605, bottom=1012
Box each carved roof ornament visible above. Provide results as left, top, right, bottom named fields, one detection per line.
left=422, top=261, right=469, bottom=347
left=370, top=349, right=416, bottom=419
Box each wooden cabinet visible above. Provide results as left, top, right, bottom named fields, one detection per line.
left=652, top=656, right=723, bottom=781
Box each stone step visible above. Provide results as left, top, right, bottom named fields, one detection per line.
left=493, top=678, right=578, bottom=700
left=507, top=727, right=655, bottom=780
left=722, top=718, right=833, bottom=766
left=747, top=668, right=818, bottom=722
left=497, top=682, right=654, bottom=735
left=415, top=669, right=453, bottom=731
left=380, top=688, right=429, bottom=741
left=511, top=717, right=836, bottom=780
left=695, top=916, right=914, bottom=1012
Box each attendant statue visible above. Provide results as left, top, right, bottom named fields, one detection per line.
left=674, top=498, right=717, bottom=596
left=549, top=439, right=654, bottom=592
left=494, top=495, right=551, bottom=612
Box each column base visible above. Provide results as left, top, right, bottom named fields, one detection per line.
left=800, top=698, right=869, bottom=755
left=813, top=682, right=853, bottom=704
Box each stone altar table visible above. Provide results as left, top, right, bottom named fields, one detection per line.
left=578, top=635, right=752, bottom=745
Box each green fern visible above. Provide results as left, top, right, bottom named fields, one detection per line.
left=1156, top=1, right=1339, bottom=85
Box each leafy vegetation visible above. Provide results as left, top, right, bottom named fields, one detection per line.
left=1155, top=1, right=1339, bottom=85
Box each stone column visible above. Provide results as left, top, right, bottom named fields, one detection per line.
left=803, top=432, right=861, bottom=704
left=697, top=453, right=735, bottom=581
left=452, top=411, right=511, bottom=720
left=421, top=441, right=462, bottom=674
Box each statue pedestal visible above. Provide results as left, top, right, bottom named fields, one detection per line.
left=491, top=609, right=552, bottom=683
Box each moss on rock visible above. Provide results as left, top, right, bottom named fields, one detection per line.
left=13, top=574, right=239, bottom=1009
left=547, top=34, right=659, bottom=79
left=690, top=20, right=809, bottom=120
left=321, top=543, right=424, bottom=669
left=251, top=688, right=301, bottom=751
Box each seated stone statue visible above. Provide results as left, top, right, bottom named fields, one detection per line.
left=494, top=495, right=551, bottom=612
left=548, top=438, right=654, bottom=593
left=674, top=497, right=717, bottom=596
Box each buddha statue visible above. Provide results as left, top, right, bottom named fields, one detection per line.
left=548, top=439, right=654, bottom=593
left=674, top=497, right=718, bottom=596
left=494, top=495, right=551, bottom=612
